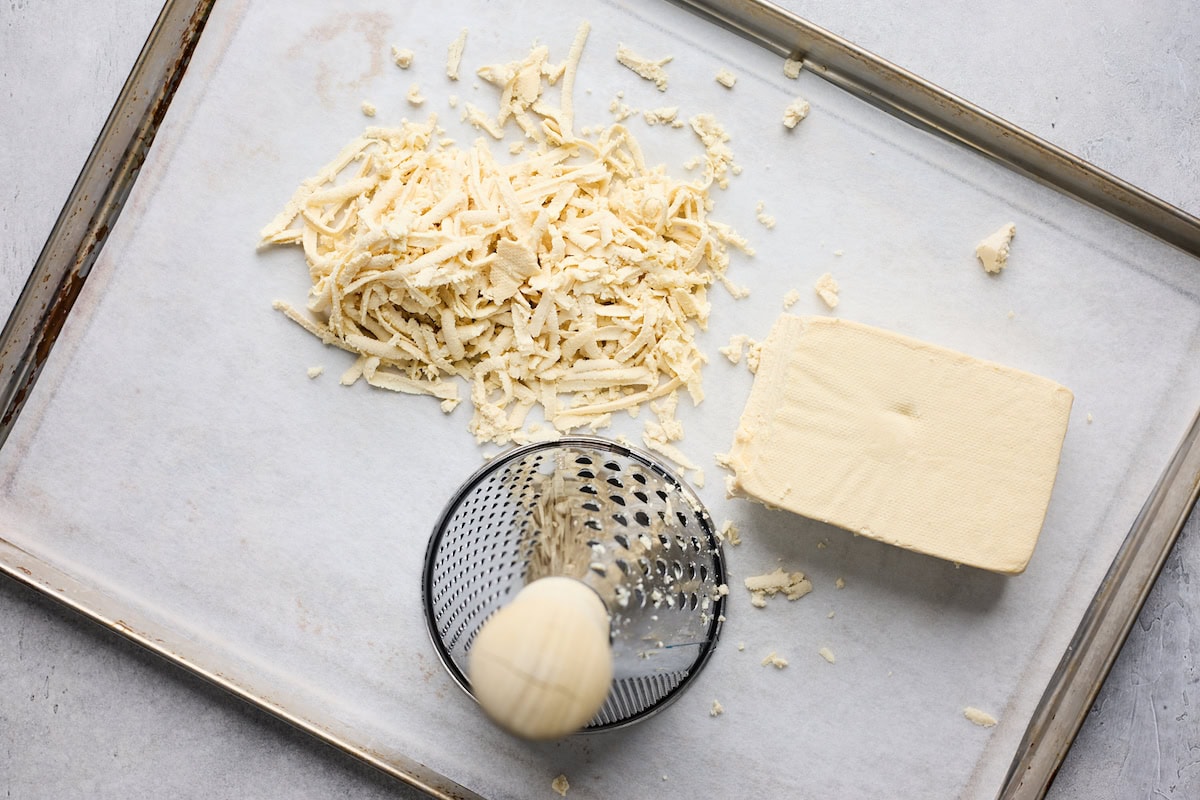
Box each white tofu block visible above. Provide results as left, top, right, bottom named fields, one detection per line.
left=728, top=315, right=1073, bottom=574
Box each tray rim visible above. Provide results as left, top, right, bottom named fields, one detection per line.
left=2, top=1, right=1198, bottom=798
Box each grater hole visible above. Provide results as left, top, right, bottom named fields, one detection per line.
left=604, top=461, right=621, bottom=471
left=656, top=490, right=668, bottom=501
left=580, top=484, right=598, bottom=495
left=689, top=592, right=700, bottom=610
left=583, top=500, right=601, bottom=512
left=699, top=564, right=709, bottom=582
left=578, top=468, right=595, bottom=479
left=634, top=510, right=651, bottom=527
left=615, top=558, right=630, bottom=575
left=610, top=494, right=626, bottom=506
left=654, top=558, right=668, bottom=577
left=633, top=587, right=647, bottom=607
left=671, top=561, right=684, bottom=579
left=612, top=513, right=628, bottom=527
left=638, top=557, right=652, bottom=575
left=614, top=533, right=630, bottom=549
left=658, top=533, right=671, bottom=549
left=633, top=490, right=649, bottom=504
left=631, top=472, right=648, bottom=485
left=575, top=456, right=593, bottom=465
left=606, top=476, right=623, bottom=487
left=676, top=512, right=690, bottom=527
left=584, top=519, right=602, bottom=531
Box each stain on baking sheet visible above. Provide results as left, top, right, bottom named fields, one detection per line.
left=288, top=12, right=392, bottom=109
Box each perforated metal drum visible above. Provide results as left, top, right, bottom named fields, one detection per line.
left=422, top=437, right=727, bottom=731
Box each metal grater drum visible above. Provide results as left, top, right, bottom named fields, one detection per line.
left=422, top=436, right=727, bottom=732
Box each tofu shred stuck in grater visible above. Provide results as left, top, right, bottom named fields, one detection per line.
left=422, top=437, right=727, bottom=740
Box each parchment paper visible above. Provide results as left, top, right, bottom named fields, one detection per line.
left=2, top=0, right=1199, bottom=797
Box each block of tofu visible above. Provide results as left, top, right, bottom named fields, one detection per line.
left=728, top=315, right=1073, bottom=574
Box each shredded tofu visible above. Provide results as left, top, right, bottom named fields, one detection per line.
left=715, top=68, right=737, bottom=88
left=783, top=97, right=811, bottom=129
left=818, top=646, right=836, bottom=664
left=717, top=519, right=741, bottom=546
left=835, top=577, right=846, bottom=590
left=689, top=114, right=739, bottom=191
left=307, top=366, right=324, bottom=379
left=616, top=44, right=672, bottom=91
left=446, top=28, right=468, bottom=80
left=710, top=699, right=724, bottom=716
left=361, top=101, right=377, bottom=117
left=744, top=567, right=812, bottom=607
left=783, top=57, right=803, bottom=79
left=552, top=774, right=570, bottom=796
left=761, top=652, right=789, bottom=669
left=782, top=289, right=801, bottom=309
left=718, top=334, right=750, bottom=365
left=261, top=28, right=743, bottom=449
left=814, top=272, right=839, bottom=308
left=406, top=84, right=425, bottom=106
left=392, top=46, right=414, bottom=69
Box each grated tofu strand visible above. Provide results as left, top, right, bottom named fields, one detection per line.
left=261, top=27, right=741, bottom=449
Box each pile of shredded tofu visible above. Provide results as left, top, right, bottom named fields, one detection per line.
left=260, top=23, right=746, bottom=463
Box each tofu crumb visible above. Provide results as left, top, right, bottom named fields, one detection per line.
left=406, top=84, right=425, bottom=106
left=833, top=248, right=844, bottom=256
left=446, top=28, right=468, bottom=80
left=551, top=774, right=570, bottom=796
left=1008, top=310, right=1016, bottom=319
left=814, top=272, right=840, bottom=308
left=391, top=46, right=414, bottom=69
left=755, top=201, right=776, bottom=229
left=738, top=642, right=745, bottom=651
left=1087, top=413, right=1094, bottom=424
left=761, top=651, right=789, bottom=669
left=689, top=114, right=739, bottom=190
left=745, top=339, right=763, bottom=373
left=642, top=106, right=679, bottom=126
left=718, top=519, right=742, bottom=546
left=716, top=583, right=730, bottom=596
left=719, top=333, right=751, bottom=364
left=827, top=610, right=835, bottom=619
left=818, top=646, right=836, bottom=664
left=360, top=101, right=377, bottom=117
left=745, top=567, right=812, bottom=607
left=715, top=68, right=737, bottom=88
left=616, top=44, right=672, bottom=90
left=783, top=97, right=811, bottom=129
left=508, top=140, right=525, bottom=155
left=306, top=366, right=324, bottom=379
left=447, top=94, right=459, bottom=108
left=976, top=222, right=1017, bottom=274
left=710, top=699, right=724, bottom=716
left=783, top=57, right=803, bottom=79
left=782, top=289, right=801, bottom=309
left=835, top=577, right=846, bottom=590
left=963, top=707, right=998, bottom=727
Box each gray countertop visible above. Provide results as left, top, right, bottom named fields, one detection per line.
left=2, top=1, right=1197, bottom=797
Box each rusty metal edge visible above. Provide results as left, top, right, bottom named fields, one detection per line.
left=665, top=1, right=1200, bottom=797
left=0, top=538, right=481, bottom=800
left=999, top=409, right=1200, bottom=799
left=665, top=0, right=1200, bottom=260
left=0, top=0, right=213, bottom=448
left=0, top=0, right=474, bottom=796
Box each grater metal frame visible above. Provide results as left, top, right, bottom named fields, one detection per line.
left=421, top=436, right=728, bottom=734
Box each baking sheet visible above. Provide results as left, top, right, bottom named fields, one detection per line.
left=2, top=0, right=1199, bottom=797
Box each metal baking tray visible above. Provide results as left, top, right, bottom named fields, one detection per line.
left=2, top=0, right=1198, bottom=797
